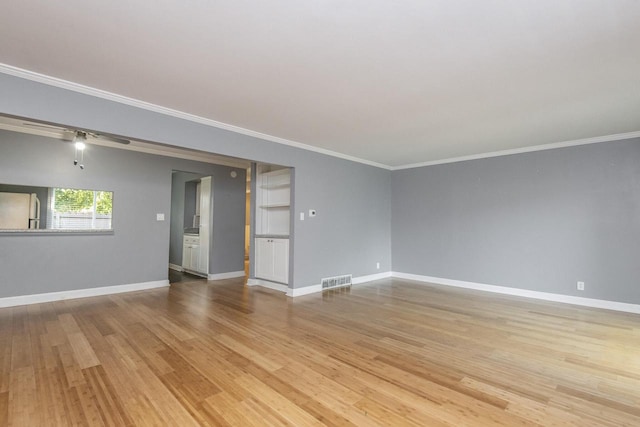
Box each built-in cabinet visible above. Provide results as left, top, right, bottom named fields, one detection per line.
left=182, top=235, right=200, bottom=272
left=254, top=166, right=290, bottom=285
left=255, top=238, right=289, bottom=284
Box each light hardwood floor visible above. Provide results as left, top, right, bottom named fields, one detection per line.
left=1, top=277, right=640, bottom=426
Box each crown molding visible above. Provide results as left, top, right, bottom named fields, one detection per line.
left=391, top=130, right=640, bottom=170
left=0, top=63, right=391, bottom=170
left=3, top=63, right=638, bottom=172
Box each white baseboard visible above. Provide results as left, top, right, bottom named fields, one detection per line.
left=0, top=280, right=170, bottom=308
left=208, top=271, right=245, bottom=280
left=352, top=271, right=392, bottom=284
left=183, top=269, right=207, bottom=278
left=287, top=271, right=393, bottom=298
left=391, top=272, right=640, bottom=315
left=247, top=278, right=288, bottom=293
left=287, top=285, right=322, bottom=297
left=169, top=263, right=184, bottom=272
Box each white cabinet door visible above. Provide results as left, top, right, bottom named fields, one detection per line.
left=271, top=239, right=289, bottom=284
left=183, top=244, right=192, bottom=270
left=255, top=237, right=289, bottom=284
left=255, top=238, right=273, bottom=280
left=190, top=244, right=200, bottom=272
left=183, top=235, right=201, bottom=272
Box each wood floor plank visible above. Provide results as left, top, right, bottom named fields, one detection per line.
left=0, top=391, right=7, bottom=427
left=8, top=366, right=37, bottom=426
left=82, top=365, right=133, bottom=427
left=67, top=332, right=101, bottom=369
left=10, top=308, right=31, bottom=371
left=0, top=326, right=12, bottom=393
left=54, top=342, right=86, bottom=388
left=2, top=276, right=640, bottom=425
left=234, top=373, right=325, bottom=426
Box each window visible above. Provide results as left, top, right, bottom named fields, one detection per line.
left=48, top=188, right=113, bottom=230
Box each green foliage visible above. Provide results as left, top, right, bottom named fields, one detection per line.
left=96, top=191, right=113, bottom=215
left=53, top=189, right=92, bottom=212
left=53, top=189, right=113, bottom=214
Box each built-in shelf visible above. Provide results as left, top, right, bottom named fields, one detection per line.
left=262, top=169, right=290, bottom=178
left=260, top=183, right=290, bottom=190
left=255, top=165, right=291, bottom=237
left=255, top=165, right=291, bottom=285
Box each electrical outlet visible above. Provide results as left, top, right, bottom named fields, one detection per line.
left=577, top=281, right=585, bottom=291
left=376, top=262, right=380, bottom=270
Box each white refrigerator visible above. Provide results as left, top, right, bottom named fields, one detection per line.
left=0, top=192, right=41, bottom=229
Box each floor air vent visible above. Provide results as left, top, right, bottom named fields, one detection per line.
left=321, top=274, right=352, bottom=290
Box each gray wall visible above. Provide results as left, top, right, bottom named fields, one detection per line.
left=0, top=129, right=246, bottom=298
left=0, top=73, right=392, bottom=294
left=211, top=168, right=248, bottom=274
left=391, top=138, right=640, bottom=304
left=2, top=73, right=636, bottom=305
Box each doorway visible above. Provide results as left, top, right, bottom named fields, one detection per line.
left=169, top=171, right=211, bottom=282
left=169, top=167, right=248, bottom=285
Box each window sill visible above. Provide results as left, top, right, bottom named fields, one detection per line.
left=0, top=229, right=114, bottom=236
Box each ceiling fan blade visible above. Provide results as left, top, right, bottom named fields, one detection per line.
left=21, top=122, right=131, bottom=145
left=93, top=133, right=131, bottom=145
left=22, top=122, right=66, bottom=131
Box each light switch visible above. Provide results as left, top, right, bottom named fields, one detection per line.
left=309, top=209, right=316, bottom=217
left=156, top=213, right=165, bottom=221
left=300, top=212, right=305, bottom=221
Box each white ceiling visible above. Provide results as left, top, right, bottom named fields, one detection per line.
left=1, top=1, right=639, bottom=167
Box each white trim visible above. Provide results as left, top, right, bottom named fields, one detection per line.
left=391, top=131, right=640, bottom=170
left=351, top=271, right=392, bottom=284
left=0, top=280, right=170, bottom=308
left=0, top=63, right=389, bottom=170
left=287, top=271, right=392, bottom=297
left=169, top=263, right=184, bottom=272
left=4, top=63, right=637, bottom=171
left=391, top=272, right=640, bottom=315
left=207, top=270, right=245, bottom=280
left=247, top=278, right=288, bottom=293
left=183, top=269, right=208, bottom=278
left=286, top=285, right=322, bottom=297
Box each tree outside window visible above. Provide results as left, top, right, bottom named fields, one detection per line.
left=49, top=188, right=113, bottom=229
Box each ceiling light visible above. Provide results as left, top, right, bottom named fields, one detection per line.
left=74, top=131, right=87, bottom=150
left=73, top=131, right=87, bottom=169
